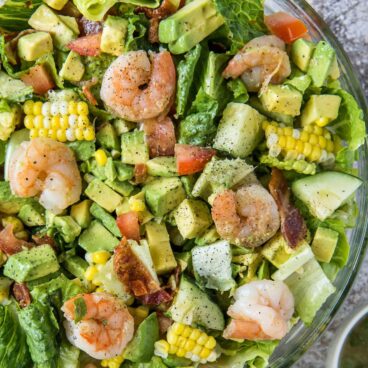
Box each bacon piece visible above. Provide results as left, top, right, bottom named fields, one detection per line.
left=156, top=311, right=173, bottom=335
left=79, top=17, right=103, bottom=35
left=32, top=234, right=57, bottom=250
left=134, top=163, right=148, bottom=184
left=114, top=239, right=160, bottom=297
left=139, top=289, right=173, bottom=305
left=13, top=283, right=31, bottom=308
left=269, top=168, right=307, bottom=248
left=81, top=78, right=99, bottom=106
left=0, top=224, right=33, bottom=255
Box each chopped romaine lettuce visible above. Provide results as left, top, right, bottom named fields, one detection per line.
left=124, top=10, right=151, bottom=52
left=227, top=79, right=249, bottom=103
left=57, top=338, right=80, bottom=368
left=72, top=0, right=117, bottom=21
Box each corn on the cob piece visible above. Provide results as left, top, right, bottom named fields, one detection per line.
left=101, top=353, right=125, bottom=368
left=154, top=322, right=218, bottom=364
left=260, top=155, right=316, bottom=175
left=84, top=251, right=112, bottom=287
left=263, top=121, right=337, bottom=164
left=23, top=100, right=95, bottom=142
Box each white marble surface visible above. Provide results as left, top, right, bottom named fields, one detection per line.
left=293, top=0, right=368, bottom=367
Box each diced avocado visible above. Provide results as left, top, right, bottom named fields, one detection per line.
left=145, top=222, right=177, bottom=275
left=192, top=240, right=235, bottom=292
left=180, top=175, right=196, bottom=198
left=105, top=180, right=135, bottom=197
left=96, top=122, right=119, bottom=151
left=18, top=202, right=45, bottom=227
left=17, top=32, right=53, bottom=62
left=63, top=256, right=88, bottom=280
left=168, top=226, right=185, bottom=246
left=53, top=216, right=81, bottom=243
left=90, top=202, right=121, bottom=237
left=311, top=227, right=339, bottom=263
left=114, top=161, right=134, bottom=182
left=248, top=97, right=294, bottom=126
left=28, top=5, right=76, bottom=50
left=300, top=94, right=341, bottom=126
left=195, top=226, right=219, bottom=246
left=291, top=38, right=315, bottom=72
left=117, top=192, right=154, bottom=225
left=145, top=177, right=186, bottom=217
left=285, top=74, right=312, bottom=93
left=174, top=251, right=191, bottom=272
left=260, top=85, right=303, bottom=117
left=113, top=119, right=136, bottom=135
left=0, top=181, right=35, bottom=215
left=159, top=0, right=224, bottom=54
left=59, top=51, right=85, bottom=82
left=124, top=313, right=159, bottom=363
left=105, top=158, right=117, bottom=182
left=329, top=56, right=340, bottom=80
left=78, top=220, right=119, bottom=252
left=71, top=200, right=92, bottom=229
left=58, top=15, right=80, bottom=35
left=213, top=103, right=264, bottom=158
left=146, top=157, right=178, bottom=177
left=292, top=171, right=362, bottom=221
left=168, top=275, right=225, bottom=330
left=67, top=141, right=95, bottom=161
left=43, top=0, right=68, bottom=10
left=4, top=245, right=59, bottom=283
left=174, top=199, right=212, bottom=239
left=85, top=179, right=123, bottom=213
left=307, top=41, right=335, bottom=87
left=101, top=16, right=128, bottom=56
left=121, top=130, right=149, bottom=165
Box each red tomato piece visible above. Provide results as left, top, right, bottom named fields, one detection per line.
left=265, top=12, right=309, bottom=44
left=143, top=117, right=176, bottom=158
left=20, top=64, right=55, bottom=95
left=175, top=144, right=216, bottom=176
left=67, top=33, right=102, bottom=57
left=116, top=212, right=140, bottom=242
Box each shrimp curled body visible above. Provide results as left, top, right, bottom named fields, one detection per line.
left=212, top=183, right=280, bottom=248
left=100, top=50, right=176, bottom=122
left=9, top=137, right=82, bottom=214
left=62, top=292, right=135, bottom=360
left=223, top=280, right=294, bottom=341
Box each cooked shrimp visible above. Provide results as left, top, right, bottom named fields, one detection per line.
left=62, top=292, right=135, bottom=360
left=212, top=183, right=280, bottom=248
left=9, top=137, right=82, bottom=214
left=100, top=50, right=176, bottom=122
left=223, top=280, right=294, bottom=341
left=223, top=35, right=291, bottom=91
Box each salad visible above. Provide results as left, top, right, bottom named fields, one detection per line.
left=0, top=0, right=366, bottom=367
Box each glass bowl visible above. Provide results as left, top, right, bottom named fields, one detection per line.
left=264, top=0, right=368, bottom=366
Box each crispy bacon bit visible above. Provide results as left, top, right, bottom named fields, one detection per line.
left=80, top=77, right=99, bottom=106
left=156, top=311, right=173, bottom=335
left=269, top=168, right=307, bottom=248
left=148, top=18, right=160, bottom=44
left=79, top=17, right=103, bottom=35
left=114, top=239, right=160, bottom=297
left=13, top=283, right=31, bottom=308
left=32, top=234, right=57, bottom=250
left=134, top=164, right=148, bottom=184
left=0, top=224, right=33, bottom=256
left=139, top=288, right=173, bottom=305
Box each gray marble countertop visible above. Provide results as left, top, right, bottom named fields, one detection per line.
left=293, top=0, right=368, bottom=367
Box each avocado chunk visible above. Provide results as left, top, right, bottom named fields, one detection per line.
left=101, top=16, right=128, bottom=56
left=105, top=180, right=135, bottom=197
left=67, top=141, right=95, bottom=161
left=17, top=32, right=53, bottom=62
left=145, top=177, right=186, bottom=217
left=300, top=94, right=341, bottom=126
left=28, top=5, right=77, bottom=50
left=307, top=41, right=335, bottom=87
left=96, top=122, right=119, bottom=151
left=121, top=130, right=149, bottom=165
left=195, top=225, right=219, bottom=246
left=59, top=15, right=80, bottom=35
left=53, top=216, right=81, bottom=243
left=79, top=220, right=120, bottom=252
left=168, top=275, right=224, bottom=330
left=63, top=256, right=88, bottom=280
left=18, top=202, right=45, bottom=227
left=43, top=0, right=68, bottom=10
left=329, top=56, right=340, bottom=80
left=285, top=74, right=312, bottom=93
left=291, top=38, right=315, bottom=72
left=0, top=181, right=35, bottom=215
left=146, top=157, right=178, bottom=177
left=4, top=245, right=59, bottom=283
left=71, top=200, right=92, bottom=229
left=90, top=202, right=121, bottom=237
left=113, top=119, right=136, bottom=135
left=85, top=179, right=123, bottom=213
left=260, top=85, right=303, bottom=117
left=214, top=103, right=264, bottom=158
left=145, top=222, right=177, bottom=275
left=311, top=227, right=339, bottom=263
left=59, top=51, right=85, bottom=82
left=114, top=161, right=134, bottom=182
left=159, top=0, right=224, bottom=54
left=174, top=199, right=212, bottom=239
left=124, top=313, right=159, bottom=363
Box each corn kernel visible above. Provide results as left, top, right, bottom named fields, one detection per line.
left=30, top=129, right=38, bottom=139
left=85, top=265, right=98, bottom=281
left=48, top=129, right=57, bottom=139
left=169, top=345, right=178, bottom=355
left=34, top=115, right=44, bottom=129
left=60, top=115, right=69, bottom=129
left=300, top=131, right=310, bottom=142
left=69, top=114, right=78, bottom=128
left=189, top=329, right=201, bottom=341
left=50, top=102, right=59, bottom=116
left=295, top=141, right=304, bottom=154
left=326, top=140, right=334, bottom=153
left=304, top=124, right=314, bottom=133
left=78, top=115, right=90, bottom=129
left=204, top=336, right=216, bottom=350
left=92, top=278, right=102, bottom=286
left=155, top=340, right=169, bottom=354
left=199, top=348, right=211, bottom=359
left=75, top=128, right=85, bottom=141
left=192, top=345, right=202, bottom=355
left=265, top=125, right=277, bottom=136
left=197, top=332, right=208, bottom=346
left=91, top=250, right=110, bottom=264
left=68, top=101, right=78, bottom=115
left=84, top=126, right=95, bottom=141
left=66, top=128, right=76, bottom=141
left=184, top=339, right=196, bottom=351
left=182, top=325, right=192, bottom=338
left=77, top=101, right=89, bottom=115
left=38, top=128, right=48, bottom=138
left=284, top=127, right=293, bottom=136
left=24, top=115, right=35, bottom=129
left=167, top=330, right=178, bottom=346
left=310, top=146, right=322, bottom=162
left=176, top=348, right=186, bottom=358
left=303, top=142, right=312, bottom=157
left=286, top=136, right=296, bottom=150
left=0, top=291, right=8, bottom=303
left=318, top=136, right=327, bottom=149
left=277, top=136, right=286, bottom=149
left=41, top=102, right=51, bottom=116
left=59, top=101, right=69, bottom=115
left=135, top=306, right=149, bottom=319
left=95, top=287, right=105, bottom=292
left=95, top=149, right=108, bottom=166
left=23, top=100, right=34, bottom=115
left=177, top=336, right=187, bottom=348
left=2, top=216, right=24, bottom=232
left=313, top=125, right=323, bottom=136
left=309, top=134, right=318, bottom=145
left=172, top=322, right=185, bottom=335
left=51, top=116, right=60, bottom=129
left=56, top=129, right=67, bottom=142
left=33, top=101, right=43, bottom=115
left=129, top=199, right=146, bottom=212
left=323, top=129, right=332, bottom=140
left=43, top=117, right=51, bottom=129
left=262, top=121, right=269, bottom=130
left=315, top=117, right=330, bottom=127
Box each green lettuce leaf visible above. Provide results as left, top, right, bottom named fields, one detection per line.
left=120, top=0, right=160, bottom=8
left=72, top=0, right=117, bottom=21
left=124, top=10, right=150, bottom=52
left=213, top=0, right=267, bottom=53
left=57, top=338, right=80, bottom=368
left=227, top=79, right=249, bottom=103
left=334, top=147, right=359, bottom=175
left=0, top=304, right=31, bottom=368
left=0, top=71, right=32, bottom=102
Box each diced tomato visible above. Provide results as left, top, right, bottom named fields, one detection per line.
left=175, top=144, right=216, bottom=175
left=67, top=33, right=102, bottom=57
left=116, top=212, right=140, bottom=242
left=143, top=117, right=176, bottom=158
left=20, top=64, right=55, bottom=95
left=265, top=12, right=309, bottom=44
left=134, top=163, right=148, bottom=184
